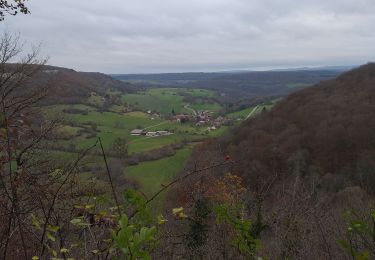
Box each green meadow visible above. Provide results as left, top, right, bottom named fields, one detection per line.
left=122, top=88, right=220, bottom=115
left=226, top=104, right=274, bottom=120
left=41, top=87, right=271, bottom=208
left=124, top=146, right=193, bottom=209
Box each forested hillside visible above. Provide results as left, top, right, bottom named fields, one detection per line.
left=225, top=63, right=375, bottom=190
left=164, top=63, right=375, bottom=259
left=113, top=69, right=343, bottom=98
left=27, top=66, right=137, bottom=104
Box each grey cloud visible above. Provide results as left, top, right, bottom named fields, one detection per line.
left=2, top=0, right=375, bottom=73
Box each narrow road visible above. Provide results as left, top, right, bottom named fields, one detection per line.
left=184, top=104, right=197, bottom=116
left=245, top=105, right=259, bottom=120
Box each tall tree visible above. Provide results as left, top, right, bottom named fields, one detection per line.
left=0, top=31, right=49, bottom=259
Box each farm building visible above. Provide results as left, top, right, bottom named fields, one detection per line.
left=146, top=131, right=157, bottom=137
left=145, top=130, right=173, bottom=137
left=130, top=129, right=145, bottom=136
left=156, top=131, right=171, bottom=136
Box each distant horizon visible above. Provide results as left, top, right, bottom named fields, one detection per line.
left=105, top=64, right=358, bottom=75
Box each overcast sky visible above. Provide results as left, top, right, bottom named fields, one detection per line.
left=2, top=0, right=375, bottom=73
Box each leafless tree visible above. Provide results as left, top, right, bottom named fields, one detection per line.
left=0, top=31, right=58, bottom=259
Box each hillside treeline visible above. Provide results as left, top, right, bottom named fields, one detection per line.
left=163, top=63, right=375, bottom=259
left=113, top=70, right=342, bottom=98
left=22, top=65, right=137, bottom=105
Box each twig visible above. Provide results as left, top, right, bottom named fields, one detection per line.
left=98, top=137, right=122, bottom=217
left=40, top=140, right=99, bottom=256
left=129, top=160, right=235, bottom=220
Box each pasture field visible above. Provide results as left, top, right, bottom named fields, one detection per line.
left=122, top=89, right=186, bottom=115
left=43, top=101, right=215, bottom=154
left=41, top=87, right=272, bottom=206
left=226, top=104, right=274, bottom=120
left=180, top=88, right=214, bottom=97
left=226, top=106, right=259, bottom=119
left=124, top=145, right=193, bottom=209
left=189, top=102, right=221, bottom=113
left=122, top=88, right=220, bottom=115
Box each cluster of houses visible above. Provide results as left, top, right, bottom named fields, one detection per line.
left=129, top=106, right=233, bottom=137
left=130, top=129, right=173, bottom=137
left=174, top=110, right=213, bottom=125
left=173, top=111, right=228, bottom=130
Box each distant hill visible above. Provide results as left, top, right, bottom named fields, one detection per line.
left=270, top=65, right=355, bottom=72
left=111, top=72, right=229, bottom=82
left=27, top=65, right=137, bottom=104
left=173, top=63, right=375, bottom=259
left=111, top=69, right=343, bottom=98
left=220, top=63, right=375, bottom=186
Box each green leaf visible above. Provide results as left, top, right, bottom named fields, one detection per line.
left=70, top=218, right=82, bottom=225
left=31, top=214, right=41, bottom=230
left=70, top=217, right=90, bottom=226
left=356, top=251, right=370, bottom=260
left=157, top=214, right=167, bottom=225
left=47, top=224, right=60, bottom=233
left=47, top=232, right=56, bottom=242
left=85, top=204, right=94, bottom=210
left=50, top=169, right=63, bottom=178
left=371, top=211, right=375, bottom=220
left=60, top=247, right=69, bottom=253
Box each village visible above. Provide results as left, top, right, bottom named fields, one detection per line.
left=130, top=108, right=230, bottom=137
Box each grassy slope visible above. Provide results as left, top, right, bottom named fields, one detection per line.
left=189, top=102, right=222, bottom=113
left=124, top=146, right=193, bottom=209
left=122, top=89, right=187, bottom=115
left=226, top=105, right=274, bottom=120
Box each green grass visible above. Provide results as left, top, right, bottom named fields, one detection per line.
left=56, top=125, right=82, bottom=136
left=207, top=126, right=230, bottom=137
left=38, top=91, right=276, bottom=211
left=128, top=134, right=184, bottom=153
left=226, top=105, right=274, bottom=120
left=43, top=104, right=95, bottom=118
left=122, top=90, right=186, bottom=115
left=43, top=105, right=170, bottom=151
left=122, top=88, right=220, bottom=115
left=43, top=103, right=212, bottom=153
left=226, top=106, right=259, bottom=119
left=179, top=88, right=215, bottom=97
left=190, top=102, right=222, bottom=112
left=43, top=97, right=271, bottom=157
left=124, top=146, right=193, bottom=209
left=38, top=149, right=102, bottom=167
